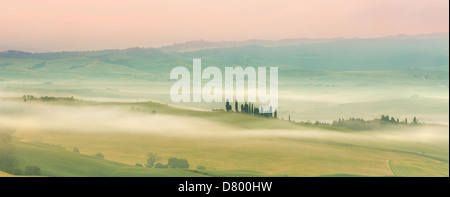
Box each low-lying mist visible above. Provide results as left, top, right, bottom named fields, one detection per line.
left=0, top=100, right=230, bottom=137
left=0, top=99, right=448, bottom=151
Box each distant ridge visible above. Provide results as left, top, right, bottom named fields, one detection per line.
left=159, top=38, right=343, bottom=53
left=1, top=32, right=448, bottom=54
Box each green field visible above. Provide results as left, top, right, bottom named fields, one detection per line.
left=11, top=141, right=203, bottom=177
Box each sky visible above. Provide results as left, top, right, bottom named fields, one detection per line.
left=0, top=0, right=448, bottom=52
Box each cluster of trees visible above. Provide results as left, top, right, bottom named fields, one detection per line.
left=0, top=133, right=41, bottom=176
left=22, top=95, right=35, bottom=102
left=331, top=118, right=371, bottom=130
left=225, top=100, right=277, bottom=118
left=293, top=115, right=422, bottom=131
left=329, top=115, right=421, bottom=130
left=167, top=158, right=190, bottom=168
left=136, top=152, right=190, bottom=169
left=299, top=120, right=335, bottom=126
left=380, top=115, right=419, bottom=124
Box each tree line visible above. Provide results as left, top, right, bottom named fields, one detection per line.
left=22, top=95, right=75, bottom=102
left=319, top=115, right=421, bottom=130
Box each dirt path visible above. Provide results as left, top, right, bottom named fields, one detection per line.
left=387, top=159, right=396, bottom=176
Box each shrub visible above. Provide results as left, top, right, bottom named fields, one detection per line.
left=154, top=163, right=169, bottom=168
left=94, top=153, right=104, bottom=159
left=196, top=166, right=206, bottom=170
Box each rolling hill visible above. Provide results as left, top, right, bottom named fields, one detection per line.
left=1, top=98, right=447, bottom=177
left=13, top=141, right=204, bottom=177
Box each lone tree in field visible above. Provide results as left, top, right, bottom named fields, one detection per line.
left=146, top=152, right=161, bottom=168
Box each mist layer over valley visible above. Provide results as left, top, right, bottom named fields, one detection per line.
left=1, top=34, right=448, bottom=124
left=0, top=98, right=448, bottom=176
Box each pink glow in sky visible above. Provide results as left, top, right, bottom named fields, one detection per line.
left=0, top=0, right=448, bottom=52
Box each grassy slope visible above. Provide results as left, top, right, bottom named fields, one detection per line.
left=6, top=99, right=449, bottom=177
left=14, top=131, right=448, bottom=177
left=13, top=141, right=204, bottom=177
left=0, top=171, right=15, bottom=177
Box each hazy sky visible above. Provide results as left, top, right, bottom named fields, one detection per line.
left=0, top=0, right=448, bottom=52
